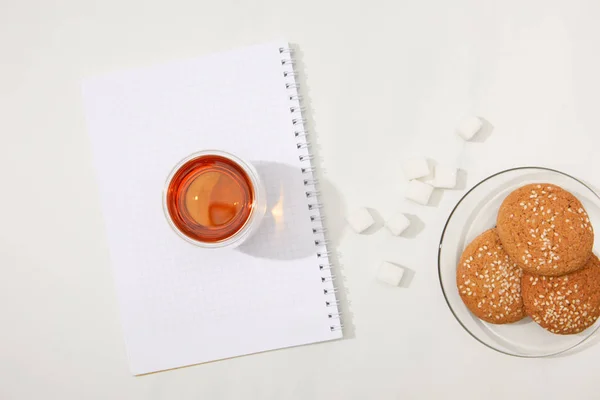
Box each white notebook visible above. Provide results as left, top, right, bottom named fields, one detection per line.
left=82, top=41, right=342, bottom=375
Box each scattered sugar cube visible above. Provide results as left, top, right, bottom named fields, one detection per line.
left=433, top=165, right=457, bottom=189
left=346, top=208, right=375, bottom=233
left=386, top=212, right=410, bottom=236
left=377, top=261, right=405, bottom=286
left=402, top=156, right=430, bottom=180
left=456, top=116, right=483, bottom=141
left=405, top=180, right=434, bottom=205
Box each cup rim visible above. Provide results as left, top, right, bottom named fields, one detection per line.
left=162, top=150, right=265, bottom=249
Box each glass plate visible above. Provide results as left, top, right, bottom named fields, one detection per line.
left=438, top=167, right=600, bottom=357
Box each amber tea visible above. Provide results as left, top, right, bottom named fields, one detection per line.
left=165, top=152, right=260, bottom=245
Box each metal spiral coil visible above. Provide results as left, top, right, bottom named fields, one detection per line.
left=298, top=154, right=313, bottom=162
left=291, top=117, right=306, bottom=125
left=281, top=45, right=341, bottom=334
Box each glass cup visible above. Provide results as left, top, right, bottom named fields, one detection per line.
left=163, top=150, right=266, bottom=249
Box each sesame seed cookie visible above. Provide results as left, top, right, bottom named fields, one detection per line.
left=456, top=229, right=525, bottom=324
left=522, top=254, right=600, bottom=334
left=497, top=183, right=594, bottom=276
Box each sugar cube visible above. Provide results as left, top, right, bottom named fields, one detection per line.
left=456, top=116, right=483, bottom=141
left=402, top=156, right=430, bottom=180
left=405, top=180, right=434, bottom=205
left=377, top=261, right=405, bottom=286
left=385, top=212, right=410, bottom=236
left=433, top=165, right=457, bottom=189
left=346, top=208, right=375, bottom=233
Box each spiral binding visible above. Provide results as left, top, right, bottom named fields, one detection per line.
left=280, top=45, right=342, bottom=334
left=294, top=130, right=308, bottom=138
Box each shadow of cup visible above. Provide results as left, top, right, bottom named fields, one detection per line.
left=237, top=161, right=344, bottom=260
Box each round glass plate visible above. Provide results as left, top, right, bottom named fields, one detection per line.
left=438, top=167, right=600, bottom=357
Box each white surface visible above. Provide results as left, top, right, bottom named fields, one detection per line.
left=456, top=116, right=483, bottom=140
left=376, top=262, right=406, bottom=286
left=82, top=42, right=340, bottom=375
left=402, top=156, right=430, bottom=180
left=385, top=213, right=411, bottom=236
left=346, top=208, right=375, bottom=233
left=3, top=0, right=600, bottom=398
left=405, top=180, right=435, bottom=205
left=433, top=165, right=458, bottom=189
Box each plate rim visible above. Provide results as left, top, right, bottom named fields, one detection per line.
left=438, top=166, right=600, bottom=358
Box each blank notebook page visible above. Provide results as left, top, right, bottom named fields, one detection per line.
left=82, top=41, right=341, bottom=375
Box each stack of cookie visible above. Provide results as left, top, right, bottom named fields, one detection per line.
left=457, top=183, right=600, bottom=335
